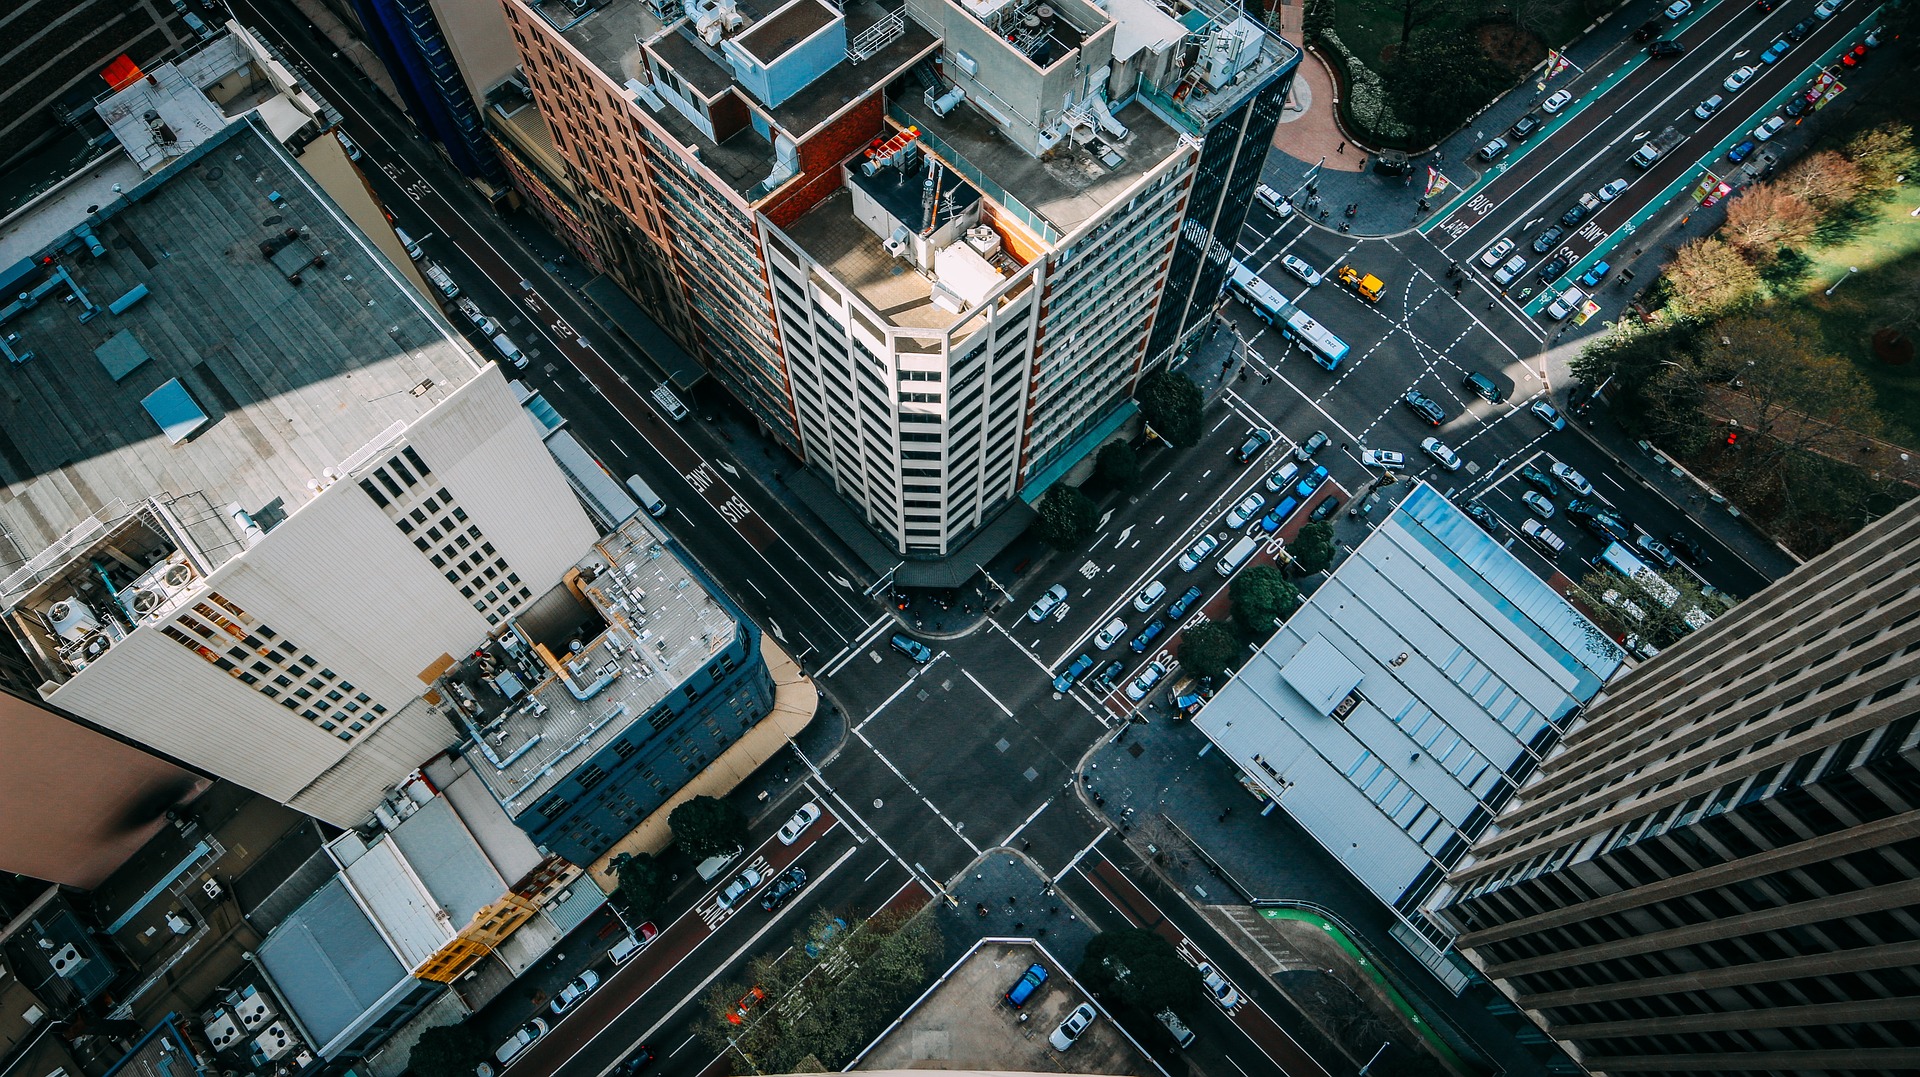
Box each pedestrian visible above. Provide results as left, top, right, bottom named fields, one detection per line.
left=1487, top=301, right=1495, bottom=311
left=1336, top=141, right=1345, bottom=154
left=1337, top=441, right=1348, bottom=452
left=1014, top=922, right=1024, bottom=931
left=1340, top=222, right=1350, bottom=233
left=1238, top=369, right=1248, bottom=382
left=1359, top=155, right=1368, bottom=171
left=1050, top=905, right=1060, bottom=915
left=1319, top=209, right=1329, bottom=220
left=1225, top=806, right=1233, bottom=816
left=1262, top=373, right=1271, bottom=385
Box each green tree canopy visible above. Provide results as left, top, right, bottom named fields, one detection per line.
left=1231, top=565, right=1301, bottom=639
left=1575, top=566, right=1735, bottom=651
left=1095, top=441, right=1141, bottom=491
left=1077, top=928, right=1201, bottom=1020
left=612, top=851, right=671, bottom=919
left=408, top=1022, right=490, bottom=1077
left=1178, top=621, right=1244, bottom=681
left=1385, top=29, right=1509, bottom=143
left=1138, top=371, right=1205, bottom=448
left=1035, top=485, right=1099, bottom=550
left=1290, top=520, right=1336, bottom=575
left=670, top=795, right=749, bottom=860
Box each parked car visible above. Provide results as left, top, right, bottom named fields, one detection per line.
left=1310, top=494, right=1342, bottom=521
left=778, top=802, right=822, bottom=845
left=1198, top=963, right=1241, bottom=1010
left=1664, top=0, right=1691, bottom=17
left=1753, top=117, right=1786, bottom=141
left=1054, top=653, right=1094, bottom=692
left=1166, top=585, right=1204, bottom=620
left=1597, top=178, right=1629, bottom=201
left=333, top=128, right=362, bottom=160
left=1126, top=661, right=1168, bottom=702
left=1133, top=580, right=1167, bottom=612
left=1280, top=254, right=1322, bottom=286
left=1466, top=502, right=1501, bottom=531
left=1723, top=66, right=1756, bottom=92
left=1531, top=399, right=1567, bottom=430
left=1463, top=370, right=1506, bottom=403
left=1402, top=389, right=1446, bottom=426
left=727, top=986, right=767, bottom=1025
left=1235, top=428, right=1273, bottom=463
left=1225, top=492, right=1267, bottom=529
left=1841, top=41, right=1868, bottom=66
left=759, top=866, right=807, bottom=911
left=1541, top=89, right=1573, bottom=114
left=717, top=868, right=764, bottom=909
left=494, top=1019, right=549, bottom=1066
left=1727, top=140, right=1757, bottom=163
left=1129, top=620, right=1167, bottom=654
left=1508, top=113, right=1542, bottom=142
left=1480, top=238, right=1516, bottom=269
left=1549, top=462, right=1593, bottom=496
left=1361, top=448, right=1406, bottom=470
left=1421, top=437, right=1463, bottom=471
left=1478, top=137, right=1510, bottom=161
left=1097, top=659, right=1126, bottom=685
left=1694, top=94, right=1723, bottom=119
left=1049, top=1003, right=1098, bottom=1051
left=1522, top=491, right=1556, bottom=518
left=1531, top=225, right=1566, bottom=254
left=1295, top=430, right=1330, bottom=461
left=1536, top=257, right=1569, bottom=283
left=1634, top=18, right=1663, bottom=41
left=1178, top=534, right=1220, bottom=571
left=1265, top=461, right=1301, bottom=492
left=1649, top=39, right=1687, bottom=57
left=1493, top=253, right=1530, bottom=286
left=1094, top=617, right=1129, bottom=650
left=1519, top=464, right=1562, bottom=497
left=1782, top=94, right=1810, bottom=118
left=1579, top=261, right=1611, bottom=287
left=889, top=634, right=932, bottom=663
left=551, top=970, right=601, bottom=1015
left=1027, top=583, right=1068, bottom=622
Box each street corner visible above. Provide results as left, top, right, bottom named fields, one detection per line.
left=941, top=848, right=1096, bottom=962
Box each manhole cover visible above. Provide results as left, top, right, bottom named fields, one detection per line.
left=1128, top=742, right=1145, bottom=758
left=1024, top=767, right=1040, bottom=782
left=996, top=738, right=1011, bottom=753
left=916, top=690, right=930, bottom=701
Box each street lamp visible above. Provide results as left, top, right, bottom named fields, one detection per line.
left=1358, top=1042, right=1392, bottom=1076
left=1825, top=265, right=1859, bottom=296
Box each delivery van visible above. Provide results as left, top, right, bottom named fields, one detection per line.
left=1215, top=535, right=1261, bottom=578
left=625, top=475, right=667, bottom=518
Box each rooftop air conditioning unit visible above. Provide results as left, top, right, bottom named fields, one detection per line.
left=48, top=599, right=101, bottom=642
left=252, top=1022, right=294, bottom=1062
left=204, top=1010, right=242, bottom=1052
left=232, top=985, right=274, bottom=1029
left=48, top=944, right=86, bottom=978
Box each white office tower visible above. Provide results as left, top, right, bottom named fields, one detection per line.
left=0, top=118, right=598, bottom=826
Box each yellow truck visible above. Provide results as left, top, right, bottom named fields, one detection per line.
left=1337, top=266, right=1383, bottom=302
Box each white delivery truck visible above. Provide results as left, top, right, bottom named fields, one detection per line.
left=1216, top=535, right=1261, bottom=578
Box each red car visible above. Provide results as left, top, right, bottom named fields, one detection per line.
left=1840, top=43, right=1868, bottom=67
left=727, top=986, right=767, bottom=1025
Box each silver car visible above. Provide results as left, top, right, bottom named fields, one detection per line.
left=1493, top=253, right=1530, bottom=286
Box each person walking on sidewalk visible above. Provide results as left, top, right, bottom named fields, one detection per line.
left=1336, top=141, right=1345, bottom=154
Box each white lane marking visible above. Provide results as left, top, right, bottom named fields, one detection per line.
left=998, top=796, right=1053, bottom=849
left=963, top=669, right=1014, bottom=717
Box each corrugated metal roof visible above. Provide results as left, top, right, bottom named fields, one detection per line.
left=389, top=797, right=504, bottom=927
left=340, top=840, right=452, bottom=969
left=256, top=878, right=407, bottom=1046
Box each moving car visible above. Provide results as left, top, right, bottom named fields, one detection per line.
left=1785, top=17, right=1817, bottom=41
left=889, top=634, right=933, bottom=663
left=1053, top=653, right=1093, bottom=693
left=1814, top=0, right=1840, bottom=18
left=1597, top=178, right=1629, bottom=201
left=1402, top=389, right=1446, bottom=426
left=1027, top=584, right=1069, bottom=622
left=759, top=866, right=807, bottom=911
left=1253, top=183, right=1294, bottom=217
left=1522, top=519, right=1567, bottom=554
left=1478, top=137, right=1510, bottom=161
left=1463, top=370, right=1506, bottom=403
left=1280, top=254, right=1323, bottom=286
left=1694, top=94, right=1723, bottom=119
left=1549, top=462, right=1593, bottom=495
left=551, top=970, right=601, bottom=1014
left=1236, top=428, right=1273, bottom=463
left=615, top=1046, right=657, bottom=1075
left=1727, top=140, right=1757, bottom=163
left=1532, top=399, right=1567, bottom=430
left=1480, top=237, right=1515, bottom=268
left=1178, top=534, right=1220, bottom=571
left=1133, top=580, right=1167, bottom=612
left=1198, top=963, right=1241, bottom=1009
left=1723, top=66, right=1756, bottom=93
left=1094, top=617, right=1129, bottom=650
left=1667, top=532, right=1708, bottom=564
left=1531, top=225, right=1566, bottom=254
left=1295, top=430, right=1330, bottom=461
left=1560, top=192, right=1601, bottom=228
left=1049, top=1003, right=1098, bottom=1051
left=778, top=802, right=822, bottom=845
left=1634, top=18, right=1663, bottom=40
left=1569, top=499, right=1632, bottom=542
left=1129, top=620, right=1167, bottom=654
left=1636, top=533, right=1680, bottom=567
left=1361, top=448, right=1405, bottom=470
left=1126, top=661, right=1168, bottom=702
left=1166, top=585, right=1204, bottom=620
left=1536, top=257, right=1569, bottom=283
left=1649, top=39, right=1687, bottom=57
left=727, top=986, right=767, bottom=1025
left=1225, top=492, right=1267, bottom=529
left=717, top=867, right=764, bottom=909
left=1265, top=461, right=1301, bottom=492
left=1759, top=37, right=1791, bottom=64
left=1520, top=464, right=1562, bottom=496
left=1664, top=0, right=1691, bottom=16
left=1493, top=253, right=1530, bottom=286
left=1522, top=491, right=1556, bottom=518
left=1545, top=286, right=1586, bottom=320
left=1421, top=437, right=1463, bottom=471
left=1541, top=89, right=1573, bottom=114
left=1753, top=117, right=1786, bottom=141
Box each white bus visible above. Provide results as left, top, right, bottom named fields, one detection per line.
left=1225, top=260, right=1350, bottom=370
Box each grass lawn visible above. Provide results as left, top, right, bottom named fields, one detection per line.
left=1793, top=203, right=1920, bottom=441
left=1331, top=0, right=1596, bottom=70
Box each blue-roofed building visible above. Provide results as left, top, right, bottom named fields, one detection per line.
left=1192, top=483, right=1623, bottom=975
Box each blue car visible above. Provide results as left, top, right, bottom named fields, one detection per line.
left=1579, top=260, right=1611, bottom=287
left=1129, top=620, right=1167, bottom=654
left=1759, top=36, right=1790, bottom=63
left=1260, top=495, right=1301, bottom=533
left=1294, top=465, right=1331, bottom=499
left=1053, top=653, right=1094, bottom=693
left=1166, top=585, right=1203, bottom=620
left=1727, top=139, right=1757, bottom=162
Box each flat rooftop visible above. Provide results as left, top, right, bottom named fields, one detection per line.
left=899, top=95, right=1184, bottom=239
left=0, top=118, right=478, bottom=578
left=453, top=514, right=740, bottom=811
left=547, top=0, right=937, bottom=196
left=855, top=939, right=1162, bottom=1074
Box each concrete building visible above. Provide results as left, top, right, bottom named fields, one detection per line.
left=501, top=0, right=1295, bottom=567
left=0, top=96, right=597, bottom=826
left=1191, top=484, right=1623, bottom=975
left=344, top=0, right=510, bottom=184
left=1430, top=496, right=1920, bottom=1075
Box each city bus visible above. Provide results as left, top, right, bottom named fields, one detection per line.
left=1225, top=259, right=1351, bottom=371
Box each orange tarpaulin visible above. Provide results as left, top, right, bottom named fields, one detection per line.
left=101, top=55, right=145, bottom=92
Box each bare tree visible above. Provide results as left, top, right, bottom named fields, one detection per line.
left=1844, top=121, right=1919, bottom=191
left=1721, top=183, right=1817, bottom=257
left=1706, top=313, right=1885, bottom=480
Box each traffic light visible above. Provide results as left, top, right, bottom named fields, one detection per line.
left=1726, top=430, right=1739, bottom=446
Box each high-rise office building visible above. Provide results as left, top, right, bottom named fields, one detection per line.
left=346, top=0, right=511, bottom=184
left=502, top=0, right=1295, bottom=557
left=1430, top=496, right=1920, bottom=1075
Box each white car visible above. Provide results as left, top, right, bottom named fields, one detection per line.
left=1532, top=399, right=1566, bottom=430
left=777, top=802, right=822, bottom=845
left=1027, top=584, right=1068, bottom=622
left=1361, top=448, right=1405, bottom=470
left=1479, top=237, right=1515, bottom=268
left=1094, top=617, right=1129, bottom=650
left=1133, top=580, right=1166, bottom=612
left=1420, top=437, right=1463, bottom=471
left=1198, top=962, right=1241, bottom=1010
left=1694, top=94, right=1723, bottom=120
left=550, top=969, right=601, bottom=1014
left=1280, top=254, right=1322, bottom=286
left=1664, top=0, right=1691, bottom=18
left=717, top=867, right=764, bottom=909
left=1225, top=492, right=1267, bottom=529
left=1814, top=0, right=1841, bottom=18
left=1049, top=1002, right=1098, bottom=1051
left=1253, top=183, right=1294, bottom=218
left=1522, top=491, right=1556, bottom=519
left=1549, top=462, right=1593, bottom=496
left=1178, top=534, right=1220, bottom=571
left=1126, top=661, right=1167, bottom=702
left=333, top=128, right=363, bottom=160
left=1753, top=116, right=1787, bottom=141
left=1723, top=66, right=1756, bottom=93
left=1541, top=89, right=1573, bottom=114
left=1596, top=178, right=1629, bottom=202
left=1264, top=460, right=1301, bottom=492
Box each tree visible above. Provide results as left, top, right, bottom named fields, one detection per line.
left=1780, top=150, right=1864, bottom=210
left=408, top=1022, right=490, bottom=1077
left=1663, top=236, right=1761, bottom=316
left=1138, top=370, right=1205, bottom=448
left=1844, top=121, right=1918, bottom=192
left=1078, top=929, right=1201, bottom=1021
left=1392, top=0, right=1452, bottom=51
left=1386, top=30, right=1509, bottom=142
left=1034, top=485, right=1098, bottom=550
left=670, top=795, right=748, bottom=860
left=1231, top=565, right=1301, bottom=639
left=1574, top=566, right=1731, bottom=650
left=613, top=852, right=671, bottom=919
left=1720, top=183, right=1816, bottom=259
left=1179, top=621, right=1244, bottom=680
left=1290, top=521, right=1337, bottom=575
left=1095, top=441, right=1141, bottom=491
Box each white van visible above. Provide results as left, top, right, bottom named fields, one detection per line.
left=1156, top=1008, right=1195, bottom=1048
left=695, top=851, right=737, bottom=882
left=651, top=384, right=690, bottom=421
left=424, top=262, right=460, bottom=299
left=1215, top=535, right=1261, bottom=578
left=625, top=475, right=667, bottom=518
left=1520, top=518, right=1566, bottom=554
left=491, top=333, right=528, bottom=370
left=395, top=227, right=424, bottom=261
